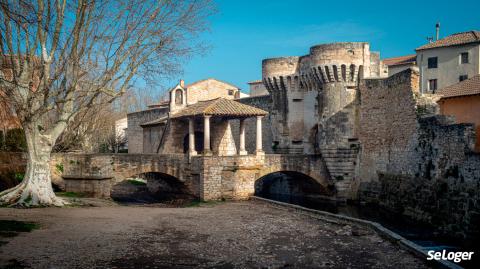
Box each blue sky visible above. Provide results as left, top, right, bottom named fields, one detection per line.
left=170, top=0, right=480, bottom=93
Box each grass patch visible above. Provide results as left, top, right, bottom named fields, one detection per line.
left=127, top=179, right=146, bottom=186
left=56, top=191, right=86, bottom=198
left=184, top=200, right=224, bottom=207
left=0, top=220, right=39, bottom=235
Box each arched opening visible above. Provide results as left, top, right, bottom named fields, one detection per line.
left=182, top=132, right=204, bottom=153
left=175, top=89, right=183, bottom=105
left=341, top=64, right=347, bottom=81
left=324, top=66, right=331, bottom=82
left=349, top=64, right=356, bottom=81
left=110, top=172, right=193, bottom=204
left=332, top=65, right=339, bottom=81
left=255, top=171, right=336, bottom=210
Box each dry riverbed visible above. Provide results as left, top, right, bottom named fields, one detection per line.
left=0, top=200, right=430, bottom=268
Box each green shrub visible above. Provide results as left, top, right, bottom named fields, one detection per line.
left=55, top=163, right=64, bottom=173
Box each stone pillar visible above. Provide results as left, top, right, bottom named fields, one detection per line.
left=188, top=117, right=197, bottom=156
left=239, top=119, right=247, bottom=155
left=203, top=115, right=212, bottom=155
left=256, top=116, right=264, bottom=155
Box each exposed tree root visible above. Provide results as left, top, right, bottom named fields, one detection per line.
left=0, top=182, right=67, bottom=207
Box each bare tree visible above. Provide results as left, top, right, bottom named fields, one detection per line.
left=53, top=101, right=124, bottom=153
left=0, top=0, right=214, bottom=206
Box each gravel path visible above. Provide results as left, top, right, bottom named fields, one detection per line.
left=0, top=200, right=430, bottom=269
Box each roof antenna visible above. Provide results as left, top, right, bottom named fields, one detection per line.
left=435, top=22, right=440, bottom=41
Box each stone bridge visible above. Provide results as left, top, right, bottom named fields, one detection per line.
left=57, top=153, right=350, bottom=201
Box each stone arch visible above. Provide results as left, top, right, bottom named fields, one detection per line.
left=111, top=171, right=194, bottom=203
left=254, top=171, right=334, bottom=203
left=175, top=88, right=183, bottom=105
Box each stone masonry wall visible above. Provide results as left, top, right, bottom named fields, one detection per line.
left=126, top=107, right=168, bottom=153
left=357, top=68, right=480, bottom=239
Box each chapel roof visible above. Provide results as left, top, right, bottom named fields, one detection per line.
left=171, top=98, right=268, bottom=119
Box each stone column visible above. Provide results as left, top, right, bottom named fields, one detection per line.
left=188, top=117, right=197, bottom=156
left=239, top=119, right=247, bottom=155
left=203, top=115, right=212, bottom=155
left=256, top=116, right=264, bottom=155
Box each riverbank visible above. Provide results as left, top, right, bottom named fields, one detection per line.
left=0, top=200, right=428, bottom=268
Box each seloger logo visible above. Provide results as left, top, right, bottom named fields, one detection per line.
left=427, top=250, right=474, bottom=263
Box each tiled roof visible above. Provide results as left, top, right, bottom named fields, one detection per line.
left=140, top=116, right=169, bottom=127
left=382, top=55, right=416, bottom=66
left=437, top=75, right=480, bottom=99
left=171, top=98, right=268, bottom=119
left=416, top=31, right=480, bottom=51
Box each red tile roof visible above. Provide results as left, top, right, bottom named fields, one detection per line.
left=437, top=75, right=480, bottom=99
left=171, top=98, right=267, bottom=119
left=382, top=55, right=416, bottom=66
left=416, top=31, right=480, bottom=51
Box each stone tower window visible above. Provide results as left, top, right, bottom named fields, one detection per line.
left=175, top=89, right=183, bottom=105
left=349, top=64, right=356, bottom=81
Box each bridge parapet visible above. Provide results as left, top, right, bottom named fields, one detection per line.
left=54, top=153, right=348, bottom=201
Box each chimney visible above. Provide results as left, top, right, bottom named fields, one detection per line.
left=435, top=22, right=440, bottom=41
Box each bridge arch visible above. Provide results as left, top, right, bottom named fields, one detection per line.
left=255, top=171, right=334, bottom=199
left=111, top=171, right=194, bottom=203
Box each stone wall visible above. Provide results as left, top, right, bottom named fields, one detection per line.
left=0, top=152, right=26, bottom=190
left=186, top=79, right=239, bottom=105
left=142, top=125, right=166, bottom=153
left=0, top=152, right=65, bottom=191
left=126, top=107, right=168, bottom=153
left=357, top=68, right=480, bottom=239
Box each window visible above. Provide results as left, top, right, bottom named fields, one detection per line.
left=459, top=75, right=468, bottom=82
left=292, top=98, right=303, bottom=102
left=428, top=57, right=438, bottom=68
left=428, top=79, right=437, bottom=93
left=174, top=89, right=183, bottom=105
left=460, top=52, right=469, bottom=64
left=228, top=90, right=234, bottom=96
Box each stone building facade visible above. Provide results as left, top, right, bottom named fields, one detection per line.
left=416, top=30, right=480, bottom=93
left=126, top=78, right=243, bottom=153
left=247, top=80, right=269, bottom=97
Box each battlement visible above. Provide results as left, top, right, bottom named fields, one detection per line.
left=262, top=42, right=378, bottom=92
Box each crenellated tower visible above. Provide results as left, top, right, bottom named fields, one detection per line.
left=262, top=42, right=386, bottom=198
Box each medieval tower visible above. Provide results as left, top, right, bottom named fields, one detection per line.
left=262, top=42, right=386, bottom=198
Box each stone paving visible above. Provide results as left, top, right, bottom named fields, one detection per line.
left=0, top=200, right=430, bottom=269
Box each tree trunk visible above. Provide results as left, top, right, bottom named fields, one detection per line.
left=0, top=124, right=66, bottom=207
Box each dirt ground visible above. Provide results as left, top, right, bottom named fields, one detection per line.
left=0, top=200, right=430, bottom=269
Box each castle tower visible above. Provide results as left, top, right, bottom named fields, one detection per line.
left=262, top=42, right=385, bottom=199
